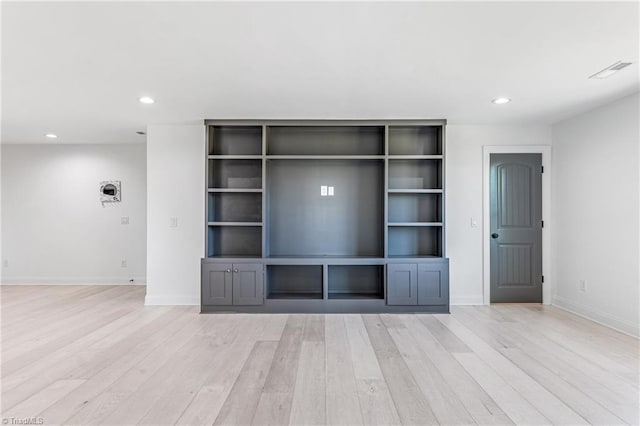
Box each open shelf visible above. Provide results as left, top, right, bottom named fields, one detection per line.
left=267, top=159, right=384, bottom=257
left=207, top=225, right=262, bottom=257
left=389, top=126, right=442, bottom=156
left=209, top=126, right=262, bottom=155
left=266, top=265, right=323, bottom=299
left=267, top=126, right=384, bottom=156
left=208, top=159, right=262, bottom=189
left=388, top=193, right=442, bottom=223
left=208, top=192, right=262, bottom=223
left=388, top=226, right=442, bottom=257
left=328, top=265, right=384, bottom=299
left=388, top=159, right=442, bottom=190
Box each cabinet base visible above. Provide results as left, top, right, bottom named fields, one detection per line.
left=201, top=299, right=449, bottom=314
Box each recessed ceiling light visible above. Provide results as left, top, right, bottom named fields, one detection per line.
left=138, top=96, right=155, bottom=104
left=589, top=61, right=633, bottom=79
left=492, top=97, right=511, bottom=104
left=45, top=133, right=58, bottom=139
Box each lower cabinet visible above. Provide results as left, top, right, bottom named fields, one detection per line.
left=202, top=262, right=264, bottom=306
left=387, top=260, right=449, bottom=306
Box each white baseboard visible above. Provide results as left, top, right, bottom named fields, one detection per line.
left=145, top=294, right=199, bottom=306
left=552, top=295, right=639, bottom=338
left=451, top=295, right=484, bottom=305
left=0, top=276, right=146, bottom=285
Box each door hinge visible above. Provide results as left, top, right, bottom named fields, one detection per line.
left=541, top=275, right=544, bottom=283
left=541, top=220, right=544, bottom=228
left=541, top=165, right=544, bottom=173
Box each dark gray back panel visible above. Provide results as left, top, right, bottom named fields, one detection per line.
left=490, top=153, right=542, bottom=303
left=210, top=126, right=262, bottom=155
left=388, top=226, right=442, bottom=257
left=328, top=265, right=384, bottom=298
left=208, top=160, right=262, bottom=189
left=267, top=160, right=384, bottom=257
left=388, top=126, right=442, bottom=155
left=208, top=226, right=262, bottom=257
left=388, top=159, right=442, bottom=189
left=267, top=126, right=384, bottom=155
left=208, top=193, right=262, bottom=222
left=388, top=193, right=442, bottom=223
left=266, top=265, right=323, bottom=299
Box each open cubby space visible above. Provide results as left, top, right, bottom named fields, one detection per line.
left=388, top=226, right=442, bottom=257
left=208, top=159, right=262, bottom=189
left=388, top=126, right=442, bottom=156
left=208, top=192, right=262, bottom=223
left=267, top=126, right=384, bottom=156
left=388, top=193, right=442, bottom=223
left=328, top=265, right=384, bottom=299
left=207, top=226, right=262, bottom=257
left=266, top=265, right=323, bottom=299
left=388, top=159, right=442, bottom=190
left=209, top=126, right=262, bottom=155
left=266, top=159, right=384, bottom=257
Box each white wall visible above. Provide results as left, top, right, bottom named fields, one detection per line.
left=446, top=125, right=552, bottom=304
left=1, top=143, right=146, bottom=283
left=145, top=124, right=205, bottom=305
left=552, top=93, right=639, bottom=336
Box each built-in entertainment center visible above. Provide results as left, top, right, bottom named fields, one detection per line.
left=201, top=120, right=449, bottom=313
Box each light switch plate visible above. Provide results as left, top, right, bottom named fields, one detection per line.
left=321, top=186, right=328, bottom=196
left=328, top=186, right=334, bottom=196
left=121, top=216, right=130, bottom=225
left=470, top=217, right=477, bottom=228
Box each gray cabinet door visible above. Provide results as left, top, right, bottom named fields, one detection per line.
left=417, top=262, right=449, bottom=305
left=202, top=263, right=233, bottom=305
left=387, top=263, right=417, bottom=305
left=233, top=263, right=264, bottom=305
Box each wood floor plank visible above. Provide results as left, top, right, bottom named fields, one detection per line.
left=251, top=315, right=306, bottom=425
left=362, top=314, right=438, bottom=425
left=213, top=341, right=278, bottom=425
left=289, top=340, right=326, bottom=425
left=1, top=286, right=637, bottom=426
left=344, top=315, right=401, bottom=426
left=400, top=315, right=514, bottom=425
left=325, top=315, right=363, bottom=426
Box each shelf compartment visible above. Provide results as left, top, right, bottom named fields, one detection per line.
left=267, top=159, right=384, bottom=257
left=209, top=126, right=262, bottom=156
left=328, top=265, right=384, bottom=299
left=208, top=192, right=262, bottom=223
left=207, top=225, right=262, bottom=257
left=267, top=126, right=384, bottom=156
left=266, top=265, right=323, bottom=299
left=208, top=159, right=262, bottom=189
left=388, top=193, right=442, bottom=223
left=388, top=159, right=442, bottom=190
left=388, top=126, right=442, bottom=156
left=388, top=226, right=442, bottom=257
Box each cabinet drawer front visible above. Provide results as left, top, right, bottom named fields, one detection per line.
left=387, top=263, right=418, bottom=305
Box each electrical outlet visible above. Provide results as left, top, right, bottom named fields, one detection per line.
left=121, top=216, right=130, bottom=225
left=2, top=260, right=8, bottom=268
left=121, top=260, right=128, bottom=268
left=129, top=279, right=135, bottom=285
left=328, top=186, right=334, bottom=196
left=320, top=186, right=328, bottom=196
left=169, top=217, right=178, bottom=228
left=579, top=279, right=587, bottom=292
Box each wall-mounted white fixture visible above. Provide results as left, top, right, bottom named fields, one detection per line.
left=45, top=133, right=58, bottom=139
left=138, top=96, right=155, bottom=104
left=491, top=97, right=511, bottom=105
left=589, top=61, right=632, bottom=79
left=100, top=180, right=121, bottom=202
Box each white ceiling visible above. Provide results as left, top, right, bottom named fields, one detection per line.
left=2, top=1, right=638, bottom=144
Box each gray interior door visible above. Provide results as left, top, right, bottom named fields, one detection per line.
left=232, top=263, right=264, bottom=305
left=490, top=154, right=542, bottom=303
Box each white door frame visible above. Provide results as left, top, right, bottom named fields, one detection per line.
left=482, top=145, right=552, bottom=305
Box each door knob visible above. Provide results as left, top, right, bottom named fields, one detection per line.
left=226, top=269, right=231, bottom=273
left=234, top=269, right=239, bottom=273
left=491, top=233, right=499, bottom=239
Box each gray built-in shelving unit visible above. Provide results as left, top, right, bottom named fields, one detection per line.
left=202, top=121, right=449, bottom=313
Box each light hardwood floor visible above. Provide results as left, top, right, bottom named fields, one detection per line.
left=1, top=285, right=638, bottom=425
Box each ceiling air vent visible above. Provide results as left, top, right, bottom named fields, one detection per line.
left=589, top=61, right=633, bottom=79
